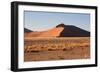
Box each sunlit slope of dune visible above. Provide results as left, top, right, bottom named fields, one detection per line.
left=39, top=27, right=64, bottom=37
left=24, top=27, right=64, bottom=37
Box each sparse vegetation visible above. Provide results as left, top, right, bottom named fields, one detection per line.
left=24, top=37, right=90, bottom=61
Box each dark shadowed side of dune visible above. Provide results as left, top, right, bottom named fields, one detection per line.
left=24, top=28, right=32, bottom=33
left=56, top=24, right=90, bottom=37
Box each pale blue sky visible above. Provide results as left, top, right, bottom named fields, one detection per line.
left=24, top=11, right=90, bottom=31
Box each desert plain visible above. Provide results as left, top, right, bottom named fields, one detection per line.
left=24, top=37, right=90, bottom=61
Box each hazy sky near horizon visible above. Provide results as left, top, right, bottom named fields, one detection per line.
left=24, top=11, right=90, bottom=31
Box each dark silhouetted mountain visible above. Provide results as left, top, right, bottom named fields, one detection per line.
left=56, top=23, right=90, bottom=37
left=24, top=28, right=32, bottom=33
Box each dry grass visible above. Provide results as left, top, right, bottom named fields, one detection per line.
left=24, top=37, right=90, bottom=61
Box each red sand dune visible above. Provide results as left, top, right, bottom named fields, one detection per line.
left=39, top=27, right=64, bottom=37
left=25, top=27, right=64, bottom=37
left=24, top=23, right=90, bottom=37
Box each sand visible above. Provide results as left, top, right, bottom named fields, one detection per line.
left=24, top=37, right=90, bottom=62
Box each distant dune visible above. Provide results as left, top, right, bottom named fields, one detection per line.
left=24, top=28, right=32, bottom=33
left=24, top=23, right=90, bottom=37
